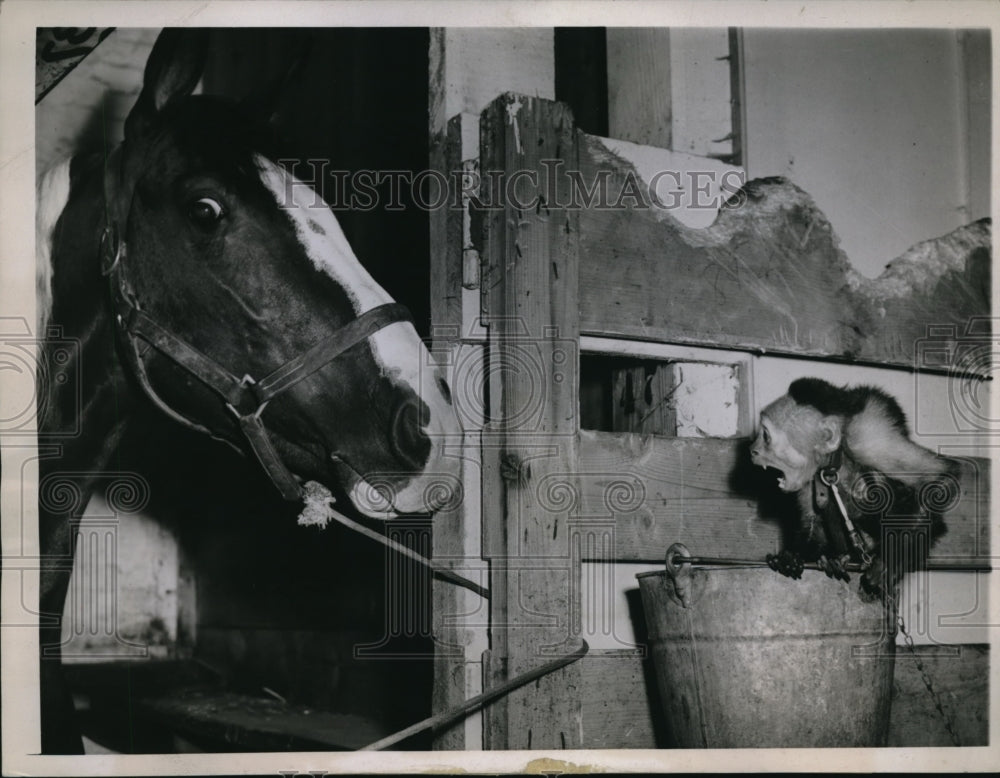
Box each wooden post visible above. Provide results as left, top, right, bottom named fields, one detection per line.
left=606, top=29, right=673, bottom=149
left=428, top=32, right=555, bottom=749
left=480, top=93, right=583, bottom=750
left=428, top=112, right=482, bottom=751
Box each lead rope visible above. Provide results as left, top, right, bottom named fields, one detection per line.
left=823, top=474, right=962, bottom=746
left=297, top=481, right=591, bottom=750
left=359, top=639, right=589, bottom=750
left=298, top=480, right=488, bottom=600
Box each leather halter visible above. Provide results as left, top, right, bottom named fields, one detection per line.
left=100, top=147, right=412, bottom=501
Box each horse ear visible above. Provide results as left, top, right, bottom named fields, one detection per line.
left=126, top=28, right=209, bottom=137
left=241, top=32, right=312, bottom=124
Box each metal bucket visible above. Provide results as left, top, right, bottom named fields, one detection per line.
left=636, top=549, right=896, bottom=748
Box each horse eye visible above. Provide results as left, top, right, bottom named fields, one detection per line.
left=188, top=197, right=225, bottom=226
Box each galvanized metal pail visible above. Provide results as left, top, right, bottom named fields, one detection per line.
left=636, top=549, right=896, bottom=748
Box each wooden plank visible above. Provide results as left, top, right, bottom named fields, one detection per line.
left=578, top=650, right=659, bottom=748
left=932, top=455, right=991, bottom=564
left=428, top=51, right=495, bottom=748
left=728, top=28, right=746, bottom=167
left=578, top=431, right=990, bottom=565
left=574, top=131, right=991, bottom=369
left=428, top=112, right=465, bottom=346
left=592, top=130, right=743, bottom=231
left=888, top=644, right=989, bottom=746
left=140, top=689, right=388, bottom=751
left=668, top=28, right=734, bottom=160
left=575, top=644, right=988, bottom=748
left=430, top=428, right=488, bottom=751
left=610, top=361, right=678, bottom=435
left=606, top=29, right=672, bottom=149
left=480, top=93, right=583, bottom=750
left=429, top=28, right=554, bottom=137
left=578, top=431, right=771, bottom=560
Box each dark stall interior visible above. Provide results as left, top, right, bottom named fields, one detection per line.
left=61, top=28, right=437, bottom=753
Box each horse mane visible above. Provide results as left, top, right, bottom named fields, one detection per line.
left=36, top=159, right=72, bottom=338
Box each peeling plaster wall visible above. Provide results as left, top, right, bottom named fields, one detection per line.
left=742, top=28, right=990, bottom=279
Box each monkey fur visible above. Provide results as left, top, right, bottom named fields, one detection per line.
left=751, top=378, right=958, bottom=599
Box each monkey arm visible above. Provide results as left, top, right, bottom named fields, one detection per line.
left=766, top=501, right=823, bottom=580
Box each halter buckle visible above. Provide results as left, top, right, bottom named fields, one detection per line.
left=226, top=397, right=269, bottom=422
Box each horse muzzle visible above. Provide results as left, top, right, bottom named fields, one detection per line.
left=345, top=462, right=463, bottom=519
left=335, top=406, right=463, bottom=519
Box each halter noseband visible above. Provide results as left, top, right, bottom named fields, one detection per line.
left=101, top=147, right=412, bottom=502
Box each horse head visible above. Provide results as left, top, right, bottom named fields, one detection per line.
left=104, top=30, right=460, bottom=517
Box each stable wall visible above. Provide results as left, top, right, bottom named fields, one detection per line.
left=742, top=28, right=991, bottom=278
left=582, top=356, right=993, bottom=653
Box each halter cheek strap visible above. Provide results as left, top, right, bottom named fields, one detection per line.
left=101, top=146, right=412, bottom=502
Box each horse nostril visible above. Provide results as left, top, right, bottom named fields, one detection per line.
left=392, top=399, right=432, bottom=470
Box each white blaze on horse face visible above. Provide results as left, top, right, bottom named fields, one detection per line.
left=36, top=160, right=72, bottom=335
left=255, top=156, right=460, bottom=515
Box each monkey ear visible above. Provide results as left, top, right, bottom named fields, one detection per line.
left=817, top=416, right=843, bottom=454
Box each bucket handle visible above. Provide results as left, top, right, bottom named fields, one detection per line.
left=665, top=542, right=693, bottom=608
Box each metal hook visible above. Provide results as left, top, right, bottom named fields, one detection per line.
left=665, top=542, right=693, bottom=608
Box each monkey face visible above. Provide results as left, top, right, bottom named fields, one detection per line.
left=751, top=396, right=839, bottom=493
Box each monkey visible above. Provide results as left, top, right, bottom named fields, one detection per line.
left=750, top=377, right=959, bottom=599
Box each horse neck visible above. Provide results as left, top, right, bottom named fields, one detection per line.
left=40, top=152, right=135, bottom=455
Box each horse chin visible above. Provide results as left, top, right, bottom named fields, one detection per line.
left=347, top=477, right=401, bottom=520
left=346, top=470, right=458, bottom=520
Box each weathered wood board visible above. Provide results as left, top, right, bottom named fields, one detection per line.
left=480, top=94, right=584, bottom=750
left=578, top=431, right=990, bottom=566
left=577, top=650, right=660, bottom=748
left=140, top=689, right=387, bottom=751
left=888, top=644, right=989, bottom=746
left=429, top=92, right=991, bottom=753
left=575, top=131, right=991, bottom=368
left=580, top=645, right=989, bottom=748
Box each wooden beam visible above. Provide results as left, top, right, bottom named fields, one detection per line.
left=578, top=431, right=990, bottom=566
left=430, top=29, right=558, bottom=750
left=428, top=112, right=465, bottom=345
left=429, top=28, right=554, bottom=139
left=480, top=93, right=583, bottom=750
left=606, top=29, right=672, bottom=149
left=574, top=131, right=991, bottom=369
left=578, top=431, right=772, bottom=560
left=577, top=650, right=659, bottom=748
left=427, top=109, right=490, bottom=747
left=888, top=644, right=989, bottom=746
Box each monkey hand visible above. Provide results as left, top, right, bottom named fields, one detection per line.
left=817, top=553, right=851, bottom=582
left=766, top=550, right=804, bottom=580
left=859, top=558, right=888, bottom=602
